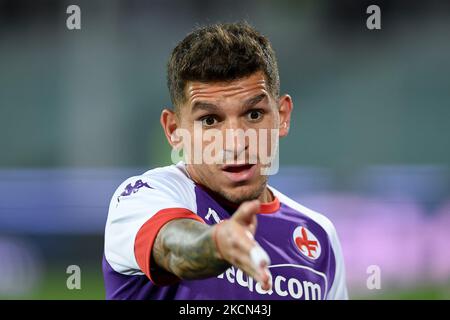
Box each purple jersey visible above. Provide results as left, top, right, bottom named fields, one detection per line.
left=103, top=162, right=348, bottom=300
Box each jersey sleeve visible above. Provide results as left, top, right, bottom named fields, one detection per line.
left=104, top=169, right=205, bottom=286
left=326, top=224, right=349, bottom=300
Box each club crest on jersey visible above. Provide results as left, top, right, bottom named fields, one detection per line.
left=293, top=226, right=321, bottom=260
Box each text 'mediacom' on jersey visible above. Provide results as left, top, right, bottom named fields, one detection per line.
left=217, top=265, right=326, bottom=300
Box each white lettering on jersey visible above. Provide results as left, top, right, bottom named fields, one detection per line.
left=217, top=264, right=327, bottom=300
left=205, top=208, right=222, bottom=224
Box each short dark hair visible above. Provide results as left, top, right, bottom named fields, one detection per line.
left=167, top=22, right=280, bottom=109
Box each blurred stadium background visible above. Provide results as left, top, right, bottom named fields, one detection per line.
left=0, top=0, right=449, bottom=299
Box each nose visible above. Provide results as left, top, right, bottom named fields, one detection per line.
left=222, top=119, right=249, bottom=161
left=223, top=117, right=245, bottom=131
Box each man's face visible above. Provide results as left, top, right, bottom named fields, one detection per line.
left=172, top=71, right=291, bottom=204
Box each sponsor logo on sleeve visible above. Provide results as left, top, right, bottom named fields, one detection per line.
left=117, top=179, right=152, bottom=203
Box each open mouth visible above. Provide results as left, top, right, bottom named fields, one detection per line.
left=221, top=164, right=257, bottom=182
left=222, top=164, right=255, bottom=173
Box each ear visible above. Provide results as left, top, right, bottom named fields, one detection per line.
left=160, top=108, right=180, bottom=148
left=278, top=94, right=293, bottom=138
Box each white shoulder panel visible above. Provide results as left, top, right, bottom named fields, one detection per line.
left=104, top=162, right=197, bottom=275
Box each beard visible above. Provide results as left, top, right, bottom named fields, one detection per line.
left=186, top=163, right=269, bottom=205
left=215, top=175, right=268, bottom=205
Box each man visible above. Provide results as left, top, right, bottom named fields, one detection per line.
left=103, top=22, right=348, bottom=300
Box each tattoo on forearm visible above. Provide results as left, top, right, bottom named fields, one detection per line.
left=152, top=219, right=230, bottom=279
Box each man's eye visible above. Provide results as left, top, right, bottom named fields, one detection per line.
left=247, top=110, right=263, bottom=121
left=201, top=116, right=218, bottom=126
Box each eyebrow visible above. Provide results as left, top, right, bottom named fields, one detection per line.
left=243, top=93, right=267, bottom=108
left=191, top=101, right=220, bottom=113
left=191, top=93, right=268, bottom=113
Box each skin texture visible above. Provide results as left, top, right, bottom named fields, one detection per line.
left=154, top=71, right=293, bottom=290
left=152, top=219, right=229, bottom=279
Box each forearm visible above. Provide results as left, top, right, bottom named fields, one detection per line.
left=152, top=219, right=230, bottom=279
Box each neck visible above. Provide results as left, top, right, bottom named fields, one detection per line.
left=196, top=183, right=274, bottom=210
left=258, top=187, right=274, bottom=203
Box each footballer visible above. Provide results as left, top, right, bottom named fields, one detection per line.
left=103, top=22, right=348, bottom=300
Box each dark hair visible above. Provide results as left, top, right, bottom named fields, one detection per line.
left=167, top=22, right=280, bottom=109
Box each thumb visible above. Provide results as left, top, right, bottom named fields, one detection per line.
left=231, top=200, right=260, bottom=230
